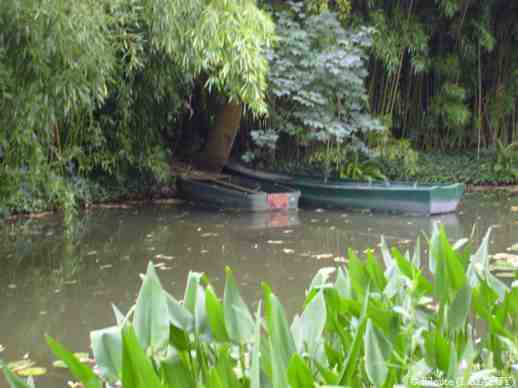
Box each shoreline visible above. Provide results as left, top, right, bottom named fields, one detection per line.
left=4, top=183, right=517, bottom=223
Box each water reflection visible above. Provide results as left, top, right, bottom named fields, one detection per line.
left=0, top=194, right=517, bottom=387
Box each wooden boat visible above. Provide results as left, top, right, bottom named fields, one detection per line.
left=224, top=161, right=465, bottom=215
left=176, top=175, right=300, bottom=211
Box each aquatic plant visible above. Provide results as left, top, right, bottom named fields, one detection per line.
left=1, top=226, right=517, bottom=387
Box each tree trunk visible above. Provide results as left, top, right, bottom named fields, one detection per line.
left=202, top=101, right=242, bottom=171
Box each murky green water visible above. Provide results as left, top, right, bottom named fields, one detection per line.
left=1, top=193, right=517, bottom=386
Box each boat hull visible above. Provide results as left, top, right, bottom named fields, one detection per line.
left=176, top=176, right=300, bottom=212
left=224, top=162, right=464, bottom=215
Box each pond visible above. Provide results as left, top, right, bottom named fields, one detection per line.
left=1, top=193, right=517, bottom=387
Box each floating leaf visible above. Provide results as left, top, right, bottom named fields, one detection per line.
left=7, top=361, right=34, bottom=372
left=47, top=336, right=102, bottom=388
left=16, top=368, right=47, bottom=377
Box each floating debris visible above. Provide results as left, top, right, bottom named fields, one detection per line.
left=492, top=253, right=518, bottom=270
left=155, top=254, right=175, bottom=260
left=495, top=272, right=515, bottom=278
left=312, top=253, right=334, bottom=260
left=100, top=264, right=113, bottom=270
left=155, top=262, right=173, bottom=271
left=282, top=229, right=294, bottom=234
left=511, top=206, right=518, bottom=212
left=508, top=244, right=518, bottom=252
left=315, top=208, right=324, bottom=213
left=201, top=232, right=219, bottom=238
left=8, top=284, right=16, bottom=289
left=86, top=251, right=97, bottom=256
left=283, top=248, right=295, bottom=254
left=267, top=240, right=283, bottom=245
left=153, top=198, right=182, bottom=205
left=63, top=280, right=77, bottom=285
left=53, top=353, right=92, bottom=369
left=0, top=345, right=3, bottom=353
left=201, top=250, right=208, bottom=254
left=334, top=256, right=347, bottom=263
left=197, top=227, right=203, bottom=232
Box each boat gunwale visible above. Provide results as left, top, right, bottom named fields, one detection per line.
left=178, top=176, right=301, bottom=198
left=224, top=162, right=465, bottom=192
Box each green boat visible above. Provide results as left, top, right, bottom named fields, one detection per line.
left=224, top=161, right=465, bottom=215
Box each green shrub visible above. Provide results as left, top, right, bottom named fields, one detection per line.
left=2, top=226, right=516, bottom=387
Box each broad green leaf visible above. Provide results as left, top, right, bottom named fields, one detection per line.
left=315, top=360, right=340, bottom=385
left=207, top=368, right=225, bottom=388
left=184, top=272, right=204, bottom=314
left=392, top=248, right=432, bottom=295
left=250, top=302, right=262, bottom=388
left=287, top=354, right=315, bottom=388
left=412, top=238, right=421, bottom=267
left=169, top=325, right=191, bottom=351
left=309, top=267, right=336, bottom=290
left=223, top=267, right=254, bottom=343
left=264, top=283, right=296, bottom=388
left=205, top=285, right=229, bottom=342
left=347, top=248, right=369, bottom=299
left=339, top=318, right=366, bottom=386
left=335, top=267, right=352, bottom=299
left=121, top=325, right=164, bottom=388
left=214, top=346, right=240, bottom=388
left=424, top=330, right=450, bottom=374
left=447, top=285, right=472, bottom=333
left=134, top=262, right=169, bottom=352
left=294, top=290, right=326, bottom=356
left=365, top=251, right=386, bottom=291
left=364, top=320, right=392, bottom=388
left=269, top=338, right=288, bottom=388
left=90, top=326, right=122, bottom=383
left=46, top=336, right=101, bottom=388
left=165, top=292, right=193, bottom=331
left=160, top=357, right=195, bottom=388
left=112, top=304, right=126, bottom=326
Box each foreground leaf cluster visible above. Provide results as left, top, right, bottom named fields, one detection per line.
left=2, top=226, right=517, bottom=387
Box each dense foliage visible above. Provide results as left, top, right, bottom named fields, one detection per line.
left=2, top=227, right=516, bottom=387
left=0, top=0, right=275, bottom=218
left=380, top=151, right=518, bottom=185
left=358, top=0, right=518, bottom=151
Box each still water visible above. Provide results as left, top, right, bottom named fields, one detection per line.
left=1, top=193, right=517, bottom=386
